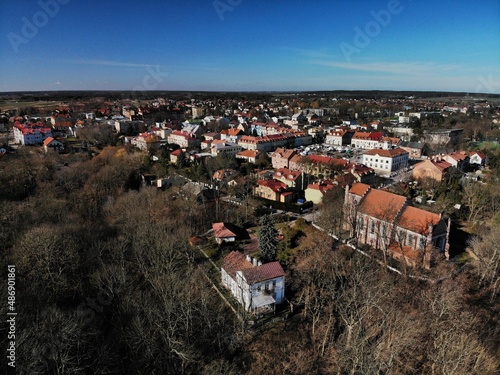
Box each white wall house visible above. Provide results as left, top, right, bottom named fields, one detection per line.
left=362, top=148, right=409, bottom=176
left=210, top=140, right=243, bottom=157
left=13, top=123, right=53, bottom=145
left=221, top=251, right=285, bottom=314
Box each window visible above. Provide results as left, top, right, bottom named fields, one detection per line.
left=370, top=221, right=375, bottom=234
left=408, top=235, right=413, bottom=246
left=419, top=237, right=426, bottom=249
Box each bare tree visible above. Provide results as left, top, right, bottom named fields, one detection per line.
left=468, top=226, right=500, bottom=300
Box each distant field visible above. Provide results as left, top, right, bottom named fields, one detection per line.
left=0, top=100, right=64, bottom=111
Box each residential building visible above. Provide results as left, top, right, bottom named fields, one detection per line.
left=167, top=131, right=201, bottom=148
left=325, top=128, right=354, bottom=146
left=131, top=132, right=161, bottom=151
left=13, top=122, right=53, bottom=145
left=212, top=222, right=237, bottom=244
left=273, top=168, right=304, bottom=190
left=235, top=149, right=263, bottom=164
left=181, top=123, right=204, bottom=139
left=192, top=106, right=205, bottom=119
left=272, top=148, right=297, bottom=169
left=254, top=179, right=294, bottom=203
left=289, top=154, right=349, bottom=178
left=238, top=134, right=294, bottom=152
left=221, top=128, right=246, bottom=143
left=469, top=150, right=487, bottom=166
left=442, top=151, right=469, bottom=171
left=351, top=131, right=384, bottom=149
left=169, top=149, right=183, bottom=164
left=210, top=140, right=243, bottom=157
left=344, top=183, right=450, bottom=268
left=399, top=141, right=427, bottom=159
left=221, top=251, right=285, bottom=314
left=305, top=180, right=336, bottom=204
left=361, top=148, right=409, bottom=176
left=412, top=159, right=452, bottom=182
left=43, top=137, right=64, bottom=152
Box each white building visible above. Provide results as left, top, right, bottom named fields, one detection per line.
left=221, top=251, right=285, bottom=314
left=210, top=140, right=243, bottom=157
left=362, top=147, right=409, bottom=176
left=13, top=122, right=53, bottom=145
left=167, top=131, right=201, bottom=148
left=351, top=131, right=384, bottom=149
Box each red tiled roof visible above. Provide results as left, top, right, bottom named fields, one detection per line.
left=237, top=149, right=260, bottom=158
left=273, top=147, right=296, bottom=159
left=307, top=180, right=335, bottom=194
left=364, top=147, right=409, bottom=158
left=212, top=222, right=237, bottom=239
left=222, top=251, right=253, bottom=279
left=349, top=183, right=371, bottom=196
left=257, top=179, right=288, bottom=192
left=470, top=150, right=486, bottom=159
left=446, top=151, right=468, bottom=162
left=353, top=131, right=383, bottom=140
left=415, top=159, right=452, bottom=172
left=358, top=189, right=407, bottom=221
left=398, top=206, right=440, bottom=235
left=242, top=261, right=285, bottom=285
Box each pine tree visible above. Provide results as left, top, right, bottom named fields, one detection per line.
left=258, top=214, right=278, bottom=263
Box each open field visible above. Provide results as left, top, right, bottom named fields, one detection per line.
left=0, top=100, right=65, bottom=111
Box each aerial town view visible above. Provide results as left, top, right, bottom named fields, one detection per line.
left=1, top=0, right=499, bottom=374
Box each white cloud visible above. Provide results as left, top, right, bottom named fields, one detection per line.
left=63, top=58, right=169, bottom=69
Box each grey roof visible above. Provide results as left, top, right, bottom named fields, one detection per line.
left=400, top=141, right=425, bottom=149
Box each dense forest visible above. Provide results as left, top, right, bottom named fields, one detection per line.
left=1, top=147, right=499, bottom=374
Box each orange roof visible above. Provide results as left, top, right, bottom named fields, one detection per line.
left=470, top=150, right=486, bottom=159
left=227, top=128, right=245, bottom=136
left=414, top=159, right=452, bottom=172
left=445, top=151, right=468, bottom=162
left=365, top=147, right=409, bottom=158
left=222, top=251, right=253, bottom=279
left=349, top=183, right=371, bottom=197
left=257, top=179, right=288, bottom=192
left=237, top=149, right=260, bottom=158
left=358, top=189, right=407, bottom=221
left=307, top=180, right=335, bottom=194
left=398, top=206, right=440, bottom=235
left=242, top=261, right=285, bottom=285
left=273, top=147, right=296, bottom=159
left=212, top=222, right=237, bottom=239
left=43, top=137, right=55, bottom=146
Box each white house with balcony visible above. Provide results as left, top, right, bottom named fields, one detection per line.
left=221, top=251, right=285, bottom=314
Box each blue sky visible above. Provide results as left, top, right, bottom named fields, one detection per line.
left=1, top=0, right=499, bottom=93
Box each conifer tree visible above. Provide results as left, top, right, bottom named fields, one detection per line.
left=258, top=214, right=278, bottom=263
